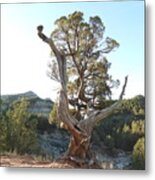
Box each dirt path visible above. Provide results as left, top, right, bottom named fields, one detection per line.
left=0, top=153, right=132, bottom=169
left=0, top=155, right=104, bottom=169
left=0, top=155, right=79, bottom=169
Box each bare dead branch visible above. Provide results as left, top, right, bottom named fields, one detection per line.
left=79, top=76, right=128, bottom=135
left=37, top=25, right=67, bottom=89
left=119, top=76, right=128, bottom=100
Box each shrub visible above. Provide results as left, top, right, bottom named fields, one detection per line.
left=0, top=117, right=7, bottom=153
left=4, top=99, right=39, bottom=154
left=132, top=137, right=145, bottom=169
left=104, top=135, right=115, bottom=150
left=48, top=103, right=60, bottom=126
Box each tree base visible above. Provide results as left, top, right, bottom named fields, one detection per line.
left=60, top=153, right=115, bottom=169
left=59, top=156, right=103, bottom=169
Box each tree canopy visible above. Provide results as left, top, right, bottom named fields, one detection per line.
left=47, top=11, right=121, bottom=120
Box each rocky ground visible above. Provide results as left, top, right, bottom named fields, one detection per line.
left=0, top=150, right=132, bottom=169
left=0, top=155, right=80, bottom=169
left=37, top=130, right=132, bottom=170
left=0, top=155, right=106, bottom=169
left=0, top=129, right=132, bottom=169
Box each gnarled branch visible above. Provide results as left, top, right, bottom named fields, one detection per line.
left=78, top=76, right=128, bottom=135
left=37, top=24, right=128, bottom=138
left=37, top=25, right=67, bottom=90
left=37, top=25, right=83, bottom=136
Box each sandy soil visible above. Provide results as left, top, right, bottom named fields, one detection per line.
left=0, top=155, right=100, bottom=169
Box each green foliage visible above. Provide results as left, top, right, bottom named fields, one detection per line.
left=34, top=114, right=55, bottom=133
left=92, top=96, right=145, bottom=152
left=120, top=95, right=145, bottom=115
left=0, top=117, right=7, bottom=153
left=48, top=103, right=60, bottom=126
left=0, top=99, right=8, bottom=153
left=0, top=99, right=39, bottom=154
left=115, top=132, right=139, bottom=151
left=48, top=11, right=120, bottom=110
left=131, top=120, right=144, bottom=134
left=132, top=137, right=145, bottom=169
left=104, top=135, right=115, bottom=150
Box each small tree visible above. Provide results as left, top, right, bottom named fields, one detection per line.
left=4, top=99, right=39, bottom=154
left=37, top=11, right=128, bottom=166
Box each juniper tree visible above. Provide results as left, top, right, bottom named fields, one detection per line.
left=37, top=11, right=128, bottom=166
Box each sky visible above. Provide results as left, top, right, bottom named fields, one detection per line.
left=1, top=0, right=145, bottom=101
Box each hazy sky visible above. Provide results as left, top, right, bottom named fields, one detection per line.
left=1, top=0, right=144, bottom=101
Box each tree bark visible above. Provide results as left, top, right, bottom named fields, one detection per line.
left=37, top=26, right=128, bottom=166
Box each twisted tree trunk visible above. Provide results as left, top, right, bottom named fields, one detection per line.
left=37, top=25, right=128, bottom=166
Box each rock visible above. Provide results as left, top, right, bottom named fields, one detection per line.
left=113, top=152, right=132, bottom=169
left=1, top=91, right=54, bottom=116
left=39, top=129, right=70, bottom=159
left=96, top=150, right=132, bottom=169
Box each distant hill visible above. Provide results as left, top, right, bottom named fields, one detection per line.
left=1, top=91, right=54, bottom=117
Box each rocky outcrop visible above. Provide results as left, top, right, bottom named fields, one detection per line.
left=1, top=91, right=53, bottom=117
left=1, top=91, right=37, bottom=103
left=39, top=129, right=70, bottom=159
